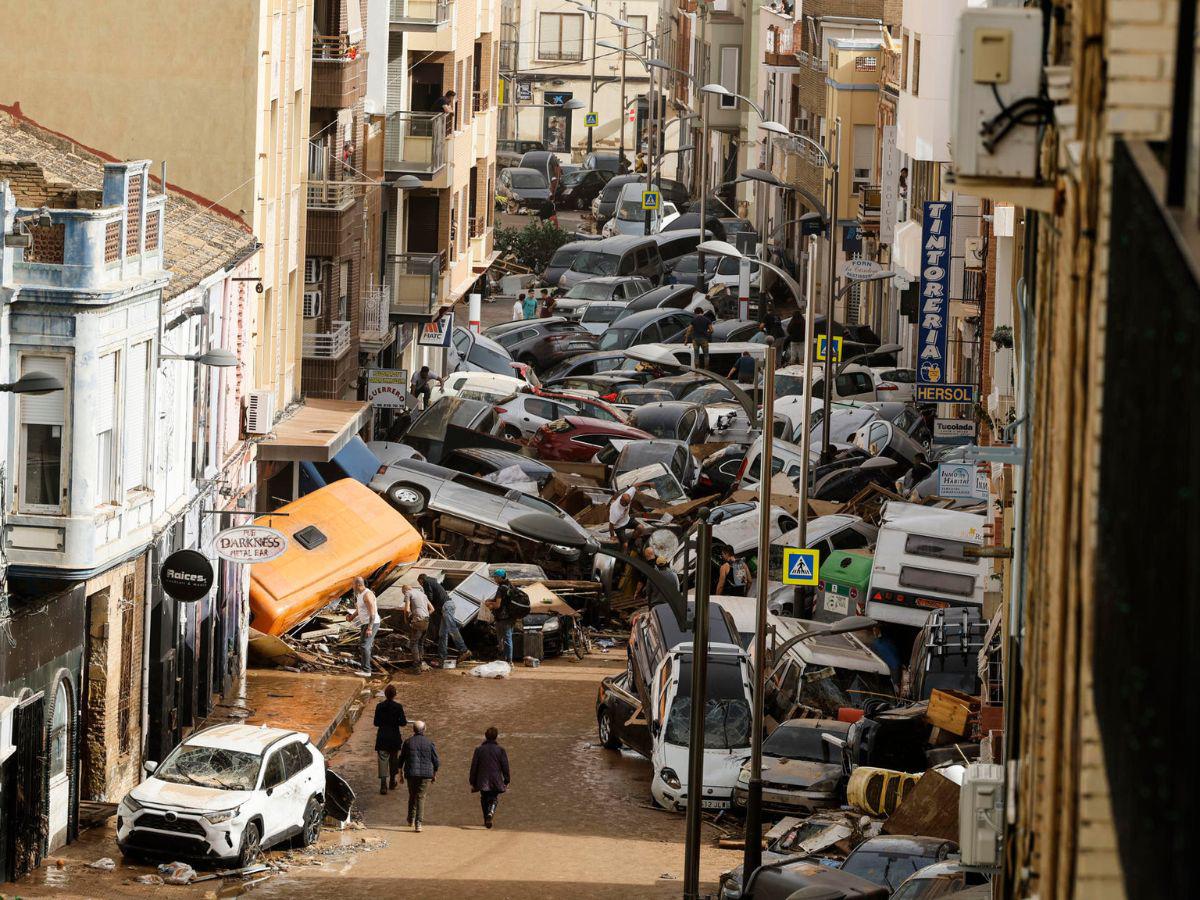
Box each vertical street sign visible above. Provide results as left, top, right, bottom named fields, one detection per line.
left=917, top=201, right=953, bottom=388
left=880, top=125, right=900, bottom=245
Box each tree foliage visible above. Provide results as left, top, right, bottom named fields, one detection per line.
left=495, top=220, right=572, bottom=273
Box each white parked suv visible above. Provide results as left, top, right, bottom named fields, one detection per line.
left=117, top=725, right=326, bottom=865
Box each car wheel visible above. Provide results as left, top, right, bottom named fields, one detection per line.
left=598, top=706, right=621, bottom=750
left=237, top=821, right=263, bottom=867
left=388, top=484, right=427, bottom=514
left=293, top=795, right=324, bottom=848
left=502, top=425, right=524, bottom=441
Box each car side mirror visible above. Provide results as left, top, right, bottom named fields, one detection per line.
left=265, top=787, right=274, bottom=797
left=143, top=761, right=158, bottom=775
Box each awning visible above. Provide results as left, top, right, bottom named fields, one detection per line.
left=257, top=399, right=370, bottom=463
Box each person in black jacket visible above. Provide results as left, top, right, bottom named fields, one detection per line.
left=469, top=726, right=511, bottom=828
left=399, top=721, right=439, bottom=832
left=373, top=683, right=408, bottom=795
left=419, top=573, right=472, bottom=666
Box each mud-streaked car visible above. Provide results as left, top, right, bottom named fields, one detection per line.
left=733, top=719, right=850, bottom=814
left=117, top=725, right=334, bottom=865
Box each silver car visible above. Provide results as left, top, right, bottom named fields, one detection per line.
left=496, top=393, right=581, bottom=441
left=370, top=459, right=596, bottom=558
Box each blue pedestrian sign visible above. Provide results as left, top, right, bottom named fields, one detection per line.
left=781, top=548, right=820, bottom=586
left=816, top=335, right=842, bottom=363
left=641, top=190, right=661, bottom=211
left=585, top=112, right=598, bottom=127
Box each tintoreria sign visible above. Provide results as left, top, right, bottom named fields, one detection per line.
left=213, top=525, right=289, bottom=564
left=917, top=200, right=953, bottom=388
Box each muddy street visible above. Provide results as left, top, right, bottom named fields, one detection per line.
left=11, top=650, right=739, bottom=899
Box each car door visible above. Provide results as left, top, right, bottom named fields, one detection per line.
left=258, top=747, right=291, bottom=843
left=522, top=397, right=557, bottom=433
left=278, top=741, right=315, bottom=835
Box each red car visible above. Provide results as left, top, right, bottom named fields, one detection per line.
left=529, top=416, right=654, bottom=463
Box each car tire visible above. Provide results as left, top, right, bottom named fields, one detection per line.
left=597, top=706, right=621, bottom=750
left=237, top=821, right=263, bottom=868
left=293, top=795, right=325, bottom=848
left=388, top=484, right=427, bottom=515
left=502, top=425, right=524, bottom=442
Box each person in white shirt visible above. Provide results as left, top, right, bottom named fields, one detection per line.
left=350, top=576, right=381, bottom=675
left=608, top=486, right=638, bottom=548
left=512, top=293, right=526, bottom=320
left=402, top=584, right=433, bottom=669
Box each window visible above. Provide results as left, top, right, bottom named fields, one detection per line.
left=912, top=36, right=921, bottom=97
left=627, top=14, right=649, bottom=53
left=94, top=351, right=119, bottom=505
left=338, top=261, right=350, bottom=321
left=719, top=46, right=740, bottom=109
left=900, top=565, right=975, bottom=598
left=124, top=341, right=151, bottom=491
left=904, top=534, right=972, bottom=561
left=282, top=741, right=312, bottom=780
left=855, top=55, right=878, bottom=72
left=49, top=680, right=70, bottom=781
left=901, top=32, right=909, bottom=91
left=263, top=750, right=287, bottom=788
left=852, top=124, right=875, bottom=194
left=525, top=398, right=556, bottom=420
left=538, top=12, right=584, bottom=61
left=20, top=355, right=68, bottom=511
left=831, top=527, right=870, bottom=551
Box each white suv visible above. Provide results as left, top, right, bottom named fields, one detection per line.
left=117, top=724, right=326, bottom=865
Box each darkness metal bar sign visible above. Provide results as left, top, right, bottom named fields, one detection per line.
left=917, top=200, right=953, bottom=387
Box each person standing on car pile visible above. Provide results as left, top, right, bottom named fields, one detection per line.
left=715, top=545, right=751, bottom=596
left=782, top=314, right=806, bottom=365
left=399, top=721, right=439, bottom=832
left=419, top=573, right=473, bottom=667
left=469, top=727, right=511, bottom=829
left=349, top=576, right=380, bottom=676
left=409, top=366, right=443, bottom=410
left=728, top=350, right=758, bottom=385
left=374, top=683, right=408, bottom=795
left=608, top=486, right=639, bottom=550
left=683, top=309, right=715, bottom=370
left=402, top=583, right=433, bottom=669
left=486, top=570, right=527, bottom=664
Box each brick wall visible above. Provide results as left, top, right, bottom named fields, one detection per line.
left=0, top=160, right=84, bottom=208
left=81, top=556, right=146, bottom=802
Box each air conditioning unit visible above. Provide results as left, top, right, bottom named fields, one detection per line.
left=304, top=257, right=320, bottom=284
left=303, top=290, right=322, bottom=318
left=245, top=389, right=276, bottom=436
left=959, top=762, right=1004, bottom=867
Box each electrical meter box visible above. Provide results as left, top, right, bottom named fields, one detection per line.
left=959, top=762, right=1004, bottom=867
left=951, top=8, right=1043, bottom=180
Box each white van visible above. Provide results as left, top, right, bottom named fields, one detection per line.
left=866, top=501, right=989, bottom=628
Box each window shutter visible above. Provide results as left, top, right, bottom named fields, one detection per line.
left=124, top=342, right=148, bottom=488
left=96, top=353, right=117, bottom=434
left=719, top=47, right=740, bottom=108
left=20, top=356, right=68, bottom=425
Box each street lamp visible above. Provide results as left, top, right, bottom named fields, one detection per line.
left=161, top=349, right=240, bottom=367
left=0, top=371, right=64, bottom=394
left=700, top=83, right=765, bottom=119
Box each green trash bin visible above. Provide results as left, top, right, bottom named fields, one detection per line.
left=814, top=550, right=873, bottom=623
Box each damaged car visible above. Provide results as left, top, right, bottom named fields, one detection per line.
left=117, top=724, right=331, bottom=865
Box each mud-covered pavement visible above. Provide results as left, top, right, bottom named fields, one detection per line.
left=10, top=649, right=740, bottom=899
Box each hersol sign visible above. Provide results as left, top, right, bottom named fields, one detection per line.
left=213, top=525, right=289, bottom=564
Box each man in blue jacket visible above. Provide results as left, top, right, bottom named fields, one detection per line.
left=399, top=720, right=439, bottom=832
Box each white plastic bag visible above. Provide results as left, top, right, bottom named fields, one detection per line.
left=468, top=660, right=512, bottom=679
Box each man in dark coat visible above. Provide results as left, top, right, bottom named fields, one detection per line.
left=373, top=683, right=408, bottom=795
left=468, top=726, right=511, bottom=828
left=399, top=721, right=439, bottom=832
left=419, top=573, right=472, bottom=666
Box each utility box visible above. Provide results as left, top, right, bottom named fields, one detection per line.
left=959, top=762, right=1004, bottom=867
left=951, top=7, right=1043, bottom=180
left=814, top=550, right=872, bottom=623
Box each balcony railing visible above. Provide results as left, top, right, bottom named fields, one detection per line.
left=383, top=111, right=447, bottom=174
left=387, top=252, right=443, bottom=318
left=472, top=90, right=490, bottom=113
left=857, top=185, right=881, bottom=225
left=306, top=179, right=356, bottom=209
left=794, top=49, right=828, bottom=73
left=361, top=286, right=391, bottom=339
left=469, top=216, right=484, bottom=238
left=311, top=34, right=363, bottom=108
left=303, top=320, right=352, bottom=359
left=389, top=0, right=450, bottom=25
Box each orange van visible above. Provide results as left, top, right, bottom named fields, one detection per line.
left=249, top=479, right=422, bottom=636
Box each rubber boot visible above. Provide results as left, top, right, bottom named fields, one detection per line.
left=380, top=778, right=388, bottom=795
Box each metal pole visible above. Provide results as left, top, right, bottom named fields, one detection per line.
left=619, top=2, right=628, bottom=168
left=820, top=119, right=841, bottom=463
left=586, top=0, right=598, bottom=153
left=645, top=45, right=655, bottom=237
left=682, top=510, right=713, bottom=900
left=797, top=231, right=817, bottom=550
left=696, top=9, right=709, bottom=272
left=742, top=345, right=776, bottom=879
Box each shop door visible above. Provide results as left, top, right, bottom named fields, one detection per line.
left=5, top=693, right=46, bottom=880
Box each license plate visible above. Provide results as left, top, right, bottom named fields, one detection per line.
left=824, top=591, right=848, bottom=616
left=702, top=799, right=731, bottom=810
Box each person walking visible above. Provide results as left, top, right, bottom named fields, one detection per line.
left=399, top=721, right=439, bottom=832
left=349, top=577, right=380, bottom=676
left=522, top=292, right=538, bottom=319
left=512, top=292, right=526, bottom=320
left=468, top=727, right=511, bottom=828
left=409, top=366, right=443, bottom=410
left=402, top=583, right=433, bottom=669
left=419, top=573, right=472, bottom=666
left=373, top=684, right=408, bottom=794
left=715, top=545, right=751, bottom=596
left=727, top=350, right=757, bottom=386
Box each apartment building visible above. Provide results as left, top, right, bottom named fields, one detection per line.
left=0, top=0, right=312, bottom=414
left=384, top=0, right=501, bottom=378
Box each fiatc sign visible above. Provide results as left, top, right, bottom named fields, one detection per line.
left=917, top=201, right=952, bottom=390
left=213, top=525, right=289, bottom=564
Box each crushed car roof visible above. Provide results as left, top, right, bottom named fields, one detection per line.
left=187, top=724, right=302, bottom=754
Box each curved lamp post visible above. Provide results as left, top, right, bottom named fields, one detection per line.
left=0, top=371, right=64, bottom=394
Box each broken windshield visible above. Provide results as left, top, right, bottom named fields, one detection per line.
left=664, top=659, right=751, bottom=749
left=157, top=744, right=261, bottom=791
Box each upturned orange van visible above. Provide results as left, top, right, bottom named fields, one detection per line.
left=249, top=479, right=422, bottom=636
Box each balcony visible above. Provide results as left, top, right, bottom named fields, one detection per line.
left=306, top=178, right=356, bottom=210
left=311, top=35, right=364, bottom=109
left=389, top=0, right=449, bottom=27
left=360, top=286, right=395, bottom=352
left=764, top=23, right=802, bottom=68
left=469, top=217, right=484, bottom=238
left=472, top=90, right=490, bottom=114
left=384, top=111, right=448, bottom=175
left=387, top=252, right=444, bottom=319
left=302, top=320, right=352, bottom=359
left=857, top=185, right=881, bottom=230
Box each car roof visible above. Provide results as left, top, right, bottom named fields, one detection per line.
left=501, top=166, right=543, bottom=176
left=650, top=600, right=738, bottom=649
left=486, top=316, right=569, bottom=334
left=561, top=415, right=651, bottom=435
left=591, top=234, right=658, bottom=252
left=386, top=457, right=457, bottom=479
left=187, top=723, right=302, bottom=754
left=850, top=835, right=958, bottom=856
left=519, top=151, right=554, bottom=161
left=452, top=447, right=550, bottom=470
left=611, top=307, right=692, bottom=327
left=570, top=275, right=640, bottom=286
left=631, top=401, right=702, bottom=420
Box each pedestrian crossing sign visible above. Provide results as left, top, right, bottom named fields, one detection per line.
left=641, top=190, right=661, bottom=211
left=585, top=112, right=598, bottom=127
left=781, top=548, right=820, bottom=586
left=816, top=335, right=842, bottom=363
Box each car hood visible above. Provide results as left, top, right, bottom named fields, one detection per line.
left=130, top=778, right=256, bottom=813
left=759, top=759, right=842, bottom=788
left=512, top=187, right=550, bottom=200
